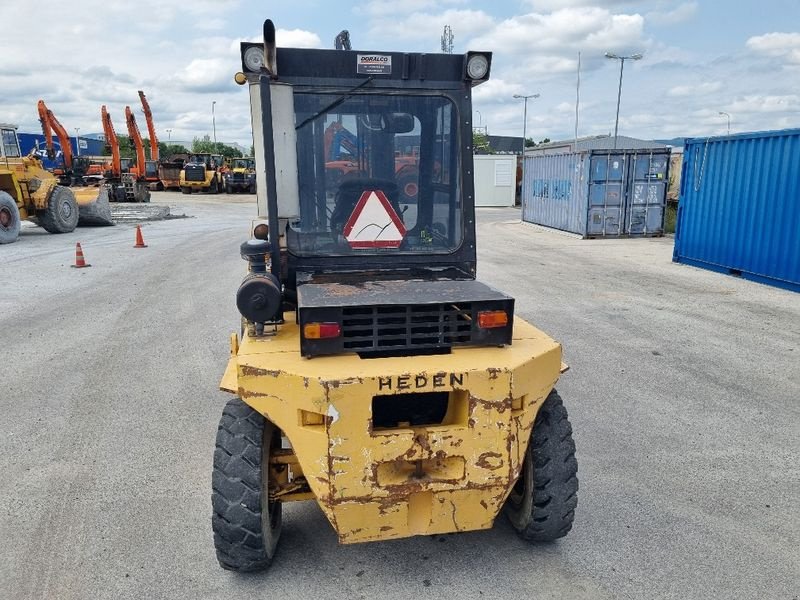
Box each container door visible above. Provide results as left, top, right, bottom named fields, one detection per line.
left=587, top=153, right=625, bottom=236
left=625, top=151, right=668, bottom=235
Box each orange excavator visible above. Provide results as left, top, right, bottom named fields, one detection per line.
left=125, top=105, right=158, bottom=195
left=37, top=100, right=113, bottom=224
left=101, top=105, right=150, bottom=203
left=37, top=100, right=86, bottom=185
left=138, top=90, right=162, bottom=190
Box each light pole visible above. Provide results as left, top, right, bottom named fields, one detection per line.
left=212, top=101, right=217, bottom=146
left=604, top=52, right=643, bottom=149
left=718, top=111, right=731, bottom=135
left=165, top=128, right=172, bottom=141
left=74, top=127, right=81, bottom=156
left=512, top=93, right=540, bottom=204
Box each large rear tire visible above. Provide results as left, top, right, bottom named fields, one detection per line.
left=212, top=398, right=283, bottom=572
left=0, top=191, right=21, bottom=244
left=504, top=389, right=578, bottom=542
left=39, top=185, right=79, bottom=233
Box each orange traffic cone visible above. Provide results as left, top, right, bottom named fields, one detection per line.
left=71, top=242, right=91, bottom=268
left=134, top=224, right=148, bottom=248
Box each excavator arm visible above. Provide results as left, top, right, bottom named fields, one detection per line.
left=37, top=100, right=73, bottom=170
left=138, top=91, right=159, bottom=162
left=101, top=105, right=121, bottom=178
left=124, top=106, right=146, bottom=179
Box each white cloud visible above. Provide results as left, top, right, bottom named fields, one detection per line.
left=746, top=32, right=800, bottom=64
left=667, top=81, right=722, bottom=97
left=360, top=0, right=467, bottom=17
left=645, top=2, right=697, bottom=26
left=469, top=8, right=647, bottom=57
left=726, top=94, right=800, bottom=114
left=369, top=9, right=495, bottom=43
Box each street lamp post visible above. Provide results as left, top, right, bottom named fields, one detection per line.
left=74, top=127, right=81, bottom=156
left=718, top=111, right=731, bottom=135
left=604, top=52, right=643, bottom=149
left=212, top=101, right=217, bottom=146
left=512, top=93, right=540, bottom=204
left=165, top=128, right=172, bottom=141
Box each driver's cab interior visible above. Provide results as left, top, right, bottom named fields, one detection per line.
left=290, top=92, right=460, bottom=256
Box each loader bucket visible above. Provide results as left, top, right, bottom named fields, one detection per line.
left=74, top=185, right=114, bottom=226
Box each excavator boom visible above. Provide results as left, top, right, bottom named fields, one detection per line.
left=138, top=91, right=159, bottom=161
left=101, top=105, right=121, bottom=177
left=125, top=106, right=147, bottom=179
left=37, top=100, right=73, bottom=169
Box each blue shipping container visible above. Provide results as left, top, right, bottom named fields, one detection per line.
left=17, top=132, right=105, bottom=171
left=522, top=148, right=670, bottom=237
left=674, top=129, right=800, bottom=293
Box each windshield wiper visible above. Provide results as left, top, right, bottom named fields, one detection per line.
left=295, top=76, right=374, bottom=130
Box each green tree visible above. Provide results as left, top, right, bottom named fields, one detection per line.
left=473, top=131, right=493, bottom=154
left=159, top=142, right=190, bottom=158
left=191, top=137, right=243, bottom=159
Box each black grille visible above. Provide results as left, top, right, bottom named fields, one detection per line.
left=184, top=164, right=205, bottom=182
left=341, top=303, right=473, bottom=352
left=231, top=172, right=246, bottom=181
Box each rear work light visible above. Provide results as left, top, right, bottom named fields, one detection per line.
left=477, top=310, right=508, bottom=329
left=304, top=322, right=341, bottom=339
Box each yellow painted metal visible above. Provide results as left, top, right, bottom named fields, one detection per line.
left=220, top=313, right=563, bottom=544
left=0, top=155, right=59, bottom=217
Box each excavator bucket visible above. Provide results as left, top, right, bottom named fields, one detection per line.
left=74, top=185, right=114, bottom=226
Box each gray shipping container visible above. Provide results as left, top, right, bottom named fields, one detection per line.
left=521, top=148, right=671, bottom=237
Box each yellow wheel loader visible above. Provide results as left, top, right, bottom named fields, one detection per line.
left=224, top=157, right=256, bottom=194
left=212, top=20, right=578, bottom=572
left=179, top=153, right=224, bottom=194
left=1, top=124, right=112, bottom=244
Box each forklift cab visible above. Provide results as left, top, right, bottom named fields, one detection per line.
left=293, top=94, right=457, bottom=255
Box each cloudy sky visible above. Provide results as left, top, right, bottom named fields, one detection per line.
left=3, top=0, right=799, bottom=147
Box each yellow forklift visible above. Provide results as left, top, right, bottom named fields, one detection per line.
left=213, top=19, right=578, bottom=571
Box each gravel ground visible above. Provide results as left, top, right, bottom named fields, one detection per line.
left=0, top=195, right=797, bottom=600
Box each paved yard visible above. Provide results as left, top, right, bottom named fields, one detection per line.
left=0, top=196, right=797, bottom=599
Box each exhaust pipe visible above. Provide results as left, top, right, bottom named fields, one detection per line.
left=263, top=19, right=277, bottom=76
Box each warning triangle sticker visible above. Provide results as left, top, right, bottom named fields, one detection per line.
left=343, top=190, right=407, bottom=249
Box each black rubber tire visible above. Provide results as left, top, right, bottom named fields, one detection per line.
left=0, top=191, right=21, bottom=244
left=249, top=181, right=256, bottom=194
left=39, top=185, right=79, bottom=233
left=209, top=177, right=219, bottom=194
left=181, top=186, right=192, bottom=194
left=212, top=398, right=282, bottom=572
left=225, top=181, right=232, bottom=195
left=504, top=389, right=578, bottom=542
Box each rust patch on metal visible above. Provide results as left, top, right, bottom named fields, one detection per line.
left=480, top=499, right=488, bottom=510
left=487, top=368, right=503, bottom=380
left=324, top=376, right=363, bottom=389
left=237, top=387, right=277, bottom=400
left=240, top=365, right=281, bottom=377
left=476, top=451, right=504, bottom=471
left=380, top=526, right=393, bottom=532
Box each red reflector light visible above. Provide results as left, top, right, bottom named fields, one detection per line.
left=303, top=322, right=341, bottom=339
left=477, top=310, right=508, bottom=329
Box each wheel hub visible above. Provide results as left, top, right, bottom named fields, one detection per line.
left=60, top=200, right=74, bottom=219
left=0, top=207, right=12, bottom=228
